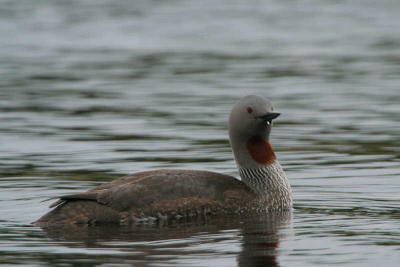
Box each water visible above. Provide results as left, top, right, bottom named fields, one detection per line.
left=1, top=0, right=400, bottom=266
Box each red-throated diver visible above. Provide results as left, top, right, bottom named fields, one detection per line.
left=35, top=95, right=292, bottom=226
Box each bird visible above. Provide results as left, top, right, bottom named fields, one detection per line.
left=34, top=95, right=292, bottom=226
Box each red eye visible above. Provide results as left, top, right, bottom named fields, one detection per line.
left=246, top=107, right=253, bottom=113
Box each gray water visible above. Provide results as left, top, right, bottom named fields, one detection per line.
left=1, top=0, right=400, bottom=266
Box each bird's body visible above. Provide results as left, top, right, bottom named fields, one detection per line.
left=35, top=95, right=292, bottom=226
left=36, top=170, right=258, bottom=226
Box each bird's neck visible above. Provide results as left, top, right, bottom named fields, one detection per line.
left=246, top=136, right=276, bottom=165
left=231, top=135, right=292, bottom=210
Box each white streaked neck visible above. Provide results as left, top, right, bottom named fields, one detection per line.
left=238, top=161, right=292, bottom=210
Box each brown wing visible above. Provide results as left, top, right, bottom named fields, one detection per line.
left=47, top=169, right=161, bottom=208
left=36, top=169, right=255, bottom=226
left=52, top=169, right=254, bottom=211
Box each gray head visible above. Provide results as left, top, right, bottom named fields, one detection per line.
left=229, top=95, right=280, bottom=142
left=228, top=95, right=281, bottom=168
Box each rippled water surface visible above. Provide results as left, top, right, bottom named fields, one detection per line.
left=1, top=0, right=400, bottom=266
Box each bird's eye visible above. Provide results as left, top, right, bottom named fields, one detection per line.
left=246, top=107, right=253, bottom=114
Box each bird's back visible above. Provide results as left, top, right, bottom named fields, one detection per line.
left=35, top=169, right=257, bottom=226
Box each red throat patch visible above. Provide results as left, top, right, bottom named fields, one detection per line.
left=246, top=136, right=276, bottom=165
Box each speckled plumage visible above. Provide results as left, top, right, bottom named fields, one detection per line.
left=35, top=170, right=259, bottom=226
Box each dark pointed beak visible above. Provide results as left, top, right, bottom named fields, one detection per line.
left=257, top=112, right=281, bottom=122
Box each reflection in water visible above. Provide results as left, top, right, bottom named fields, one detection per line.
left=38, top=212, right=291, bottom=266
left=238, top=212, right=291, bottom=267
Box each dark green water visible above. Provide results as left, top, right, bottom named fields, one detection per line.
left=1, top=0, right=400, bottom=266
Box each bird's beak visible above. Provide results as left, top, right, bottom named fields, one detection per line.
left=257, top=112, right=280, bottom=125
